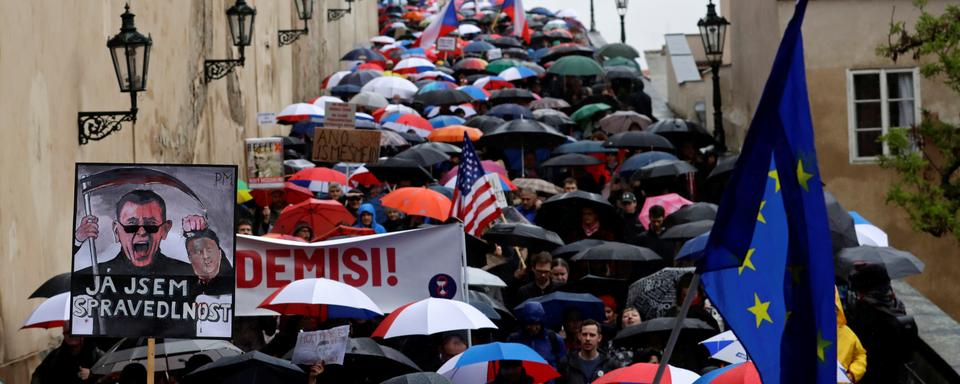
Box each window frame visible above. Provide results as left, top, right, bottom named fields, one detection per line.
left=845, top=67, right=921, bottom=164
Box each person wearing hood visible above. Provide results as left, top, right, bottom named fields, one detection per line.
left=354, top=203, right=386, bottom=233
left=507, top=301, right=566, bottom=368
left=837, top=287, right=868, bottom=383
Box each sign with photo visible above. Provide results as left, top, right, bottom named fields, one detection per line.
left=292, top=325, right=351, bottom=365
left=245, top=137, right=284, bottom=189
left=70, top=164, right=237, bottom=338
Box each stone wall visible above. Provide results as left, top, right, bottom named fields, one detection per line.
left=0, top=0, right=377, bottom=381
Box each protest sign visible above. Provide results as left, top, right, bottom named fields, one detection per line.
left=292, top=325, right=351, bottom=365
left=256, top=112, right=277, bottom=125
left=324, top=102, right=356, bottom=129
left=437, top=37, right=457, bottom=52
left=244, top=138, right=284, bottom=189
left=487, top=48, right=502, bottom=60
left=235, top=224, right=465, bottom=316
left=312, top=129, right=381, bottom=163
left=70, top=164, right=237, bottom=338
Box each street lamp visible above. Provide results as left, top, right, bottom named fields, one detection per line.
left=616, top=0, right=629, bottom=44
left=328, top=0, right=356, bottom=22
left=697, top=0, right=730, bottom=153
left=589, top=0, right=596, bottom=32
left=78, top=4, right=152, bottom=145
left=279, top=0, right=314, bottom=46
left=205, top=0, right=257, bottom=82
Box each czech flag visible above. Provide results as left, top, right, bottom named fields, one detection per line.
left=501, top=0, right=531, bottom=43
left=417, top=1, right=458, bottom=49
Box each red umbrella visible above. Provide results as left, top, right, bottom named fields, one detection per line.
left=288, top=167, right=348, bottom=193
left=381, top=187, right=452, bottom=221
left=274, top=199, right=355, bottom=238
left=250, top=182, right=314, bottom=207
left=316, top=225, right=376, bottom=241
left=261, top=233, right=307, bottom=242
left=441, top=160, right=510, bottom=185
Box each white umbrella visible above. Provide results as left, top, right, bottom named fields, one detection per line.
left=458, top=24, right=482, bottom=35
left=22, top=292, right=69, bottom=329
left=277, top=103, right=324, bottom=124
left=394, top=57, right=437, bottom=74
left=380, top=104, right=420, bottom=117
left=361, top=77, right=419, bottom=101
left=850, top=211, right=888, bottom=247
left=371, top=298, right=497, bottom=338
left=351, top=91, right=390, bottom=109
left=555, top=9, right=579, bottom=19
left=370, top=36, right=396, bottom=45
left=466, top=267, right=507, bottom=287
left=699, top=330, right=748, bottom=364
left=258, top=278, right=383, bottom=319
left=311, top=95, right=345, bottom=111
left=325, top=70, right=352, bottom=90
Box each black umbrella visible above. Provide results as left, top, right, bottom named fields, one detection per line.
left=636, top=159, right=698, bottom=180
left=487, top=103, right=535, bottom=120
left=395, top=146, right=451, bottom=167
left=93, top=339, right=243, bottom=375
left=412, top=142, right=462, bottom=155
left=186, top=351, right=305, bottom=383
left=648, top=118, right=715, bottom=148
left=824, top=191, right=858, bottom=254
left=482, top=223, right=565, bottom=251
left=539, top=45, right=596, bottom=63
left=468, top=290, right=514, bottom=321
left=366, top=158, right=435, bottom=185
left=837, top=246, right=925, bottom=280
left=465, top=233, right=494, bottom=268
left=535, top=190, right=623, bottom=233
left=382, top=372, right=452, bottom=384
left=342, top=48, right=387, bottom=63
left=661, top=220, right=714, bottom=241
left=397, top=131, right=427, bottom=145
left=490, top=36, right=523, bottom=48
left=503, top=47, right=530, bottom=60
left=315, top=338, right=421, bottom=383
left=551, top=239, right=606, bottom=259
left=30, top=272, right=70, bottom=298
left=605, top=66, right=640, bottom=82
left=613, top=317, right=717, bottom=347
left=570, top=242, right=662, bottom=262
left=664, top=202, right=718, bottom=227
left=414, top=89, right=474, bottom=106
left=707, top=154, right=739, bottom=179
left=626, top=267, right=695, bottom=320
left=533, top=109, right=576, bottom=129
left=540, top=153, right=602, bottom=168
left=339, top=70, right=384, bottom=88
left=465, top=115, right=507, bottom=133
left=490, top=88, right=537, bottom=103
left=604, top=131, right=675, bottom=151
left=483, top=119, right=567, bottom=148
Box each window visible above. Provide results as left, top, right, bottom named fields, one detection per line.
left=846, top=68, right=920, bottom=162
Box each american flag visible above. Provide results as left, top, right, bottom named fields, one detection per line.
left=452, top=134, right=502, bottom=236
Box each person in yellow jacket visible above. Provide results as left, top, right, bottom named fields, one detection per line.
left=837, top=287, right=868, bottom=382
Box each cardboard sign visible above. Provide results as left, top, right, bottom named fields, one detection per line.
left=70, top=164, right=237, bottom=338
left=324, top=102, right=356, bottom=129
left=438, top=37, right=458, bottom=52
left=244, top=138, right=284, bottom=189
left=292, top=325, right=351, bottom=365
left=235, top=224, right=466, bottom=315
left=487, top=48, right=503, bottom=61
left=257, top=112, right=277, bottom=125
left=312, top=129, right=381, bottom=164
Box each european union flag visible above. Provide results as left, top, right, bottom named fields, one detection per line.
left=698, top=0, right=837, bottom=383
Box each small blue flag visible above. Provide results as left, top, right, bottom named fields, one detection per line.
left=698, top=0, right=837, bottom=383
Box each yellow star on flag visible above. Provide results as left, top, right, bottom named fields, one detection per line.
left=816, top=332, right=833, bottom=362
left=738, top=248, right=756, bottom=275
left=757, top=200, right=767, bottom=224
left=796, top=159, right=814, bottom=192
left=747, top=292, right=773, bottom=328
left=768, top=169, right=781, bottom=192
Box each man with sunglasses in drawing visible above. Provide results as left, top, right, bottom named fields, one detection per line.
left=72, top=189, right=207, bottom=336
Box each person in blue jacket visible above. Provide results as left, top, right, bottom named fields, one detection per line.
left=507, top=301, right=566, bottom=368
left=354, top=203, right=386, bottom=234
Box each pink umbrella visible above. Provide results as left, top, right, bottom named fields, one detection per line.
left=441, top=160, right=509, bottom=185
left=22, top=292, right=69, bottom=329
left=639, top=193, right=693, bottom=228
left=371, top=298, right=497, bottom=338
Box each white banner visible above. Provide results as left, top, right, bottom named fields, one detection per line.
left=235, top=224, right=465, bottom=316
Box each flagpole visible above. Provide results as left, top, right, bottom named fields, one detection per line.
left=652, top=273, right=700, bottom=384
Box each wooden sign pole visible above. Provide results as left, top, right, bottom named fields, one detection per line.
left=146, top=337, right=155, bottom=384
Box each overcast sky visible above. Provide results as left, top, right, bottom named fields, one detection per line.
left=524, top=0, right=713, bottom=67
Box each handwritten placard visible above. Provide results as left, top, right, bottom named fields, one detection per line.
left=438, top=37, right=457, bottom=52
left=292, top=325, right=350, bottom=365
left=312, top=129, right=381, bottom=163
left=325, top=102, right=356, bottom=129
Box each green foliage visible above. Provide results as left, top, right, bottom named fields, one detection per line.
left=877, top=1, right=960, bottom=240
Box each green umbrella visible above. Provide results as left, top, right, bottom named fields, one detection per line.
left=603, top=57, right=641, bottom=73
left=486, top=59, right=523, bottom=74
left=570, top=103, right=612, bottom=122
left=547, top=55, right=605, bottom=77
left=598, top=43, right=641, bottom=59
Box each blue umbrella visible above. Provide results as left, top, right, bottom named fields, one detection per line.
left=487, top=103, right=534, bottom=120
left=457, top=85, right=490, bottom=101
left=676, top=231, right=710, bottom=262
left=552, top=141, right=617, bottom=155
left=331, top=84, right=362, bottom=97
left=427, top=184, right=454, bottom=200
left=515, top=291, right=605, bottom=327
left=341, top=47, right=387, bottom=62
left=440, top=343, right=560, bottom=384
left=464, top=41, right=496, bottom=54
left=529, top=7, right=555, bottom=17
left=339, top=70, right=383, bottom=87
left=619, top=151, right=679, bottom=176
left=429, top=115, right=466, bottom=128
